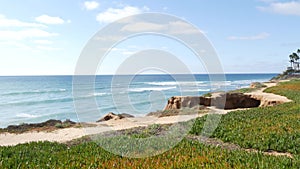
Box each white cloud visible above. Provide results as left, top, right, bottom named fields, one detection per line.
left=257, top=1, right=300, bottom=16
left=96, top=6, right=146, bottom=23
left=120, top=20, right=204, bottom=35
left=228, top=32, right=270, bottom=40
left=33, top=40, right=53, bottom=45
left=35, top=15, right=65, bottom=24
left=84, top=1, right=99, bottom=10
left=258, top=0, right=277, bottom=3
left=121, top=22, right=166, bottom=32
left=0, top=14, right=45, bottom=28
left=0, top=29, right=58, bottom=40
left=0, top=14, right=61, bottom=53
left=0, top=41, right=32, bottom=50
left=169, top=21, right=205, bottom=35
left=36, top=46, right=61, bottom=51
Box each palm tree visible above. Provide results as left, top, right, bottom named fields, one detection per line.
left=293, top=52, right=300, bottom=70
left=289, top=54, right=295, bottom=69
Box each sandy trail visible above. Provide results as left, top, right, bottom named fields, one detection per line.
left=0, top=114, right=203, bottom=146
left=245, top=81, right=292, bottom=107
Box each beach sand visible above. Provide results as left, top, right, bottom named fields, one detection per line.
left=0, top=114, right=204, bottom=146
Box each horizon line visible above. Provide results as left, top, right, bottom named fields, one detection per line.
left=0, top=72, right=280, bottom=76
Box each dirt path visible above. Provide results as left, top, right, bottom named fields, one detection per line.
left=186, top=135, right=293, bottom=158
left=245, top=82, right=292, bottom=107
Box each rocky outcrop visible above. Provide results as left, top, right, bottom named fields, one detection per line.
left=4, top=119, right=77, bottom=133
left=247, top=93, right=290, bottom=107
left=221, top=93, right=261, bottom=109
left=164, top=96, right=208, bottom=109
left=97, top=112, right=134, bottom=122
left=164, top=93, right=261, bottom=110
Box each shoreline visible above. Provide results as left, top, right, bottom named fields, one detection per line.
left=0, top=80, right=292, bottom=147
left=0, top=114, right=204, bottom=146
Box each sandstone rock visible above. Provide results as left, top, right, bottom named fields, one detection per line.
left=96, top=112, right=134, bottom=122
left=247, top=93, right=290, bottom=107
left=220, top=93, right=260, bottom=109
left=164, top=93, right=261, bottom=110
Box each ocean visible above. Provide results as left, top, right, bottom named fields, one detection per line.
left=0, top=74, right=277, bottom=128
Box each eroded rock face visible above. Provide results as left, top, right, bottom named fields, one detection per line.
left=164, top=93, right=262, bottom=110
left=221, top=93, right=261, bottom=109
left=164, top=96, right=209, bottom=110
left=247, top=93, right=289, bottom=107
left=164, top=96, right=208, bottom=109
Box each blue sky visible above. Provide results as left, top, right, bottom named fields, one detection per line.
left=0, top=0, right=299, bottom=75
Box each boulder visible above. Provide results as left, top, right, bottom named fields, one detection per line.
left=96, top=112, right=134, bottom=122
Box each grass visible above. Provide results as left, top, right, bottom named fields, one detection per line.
left=147, top=107, right=208, bottom=117
left=228, top=87, right=256, bottom=93
left=1, top=139, right=299, bottom=168
left=202, top=92, right=212, bottom=97
left=190, top=79, right=300, bottom=155
left=228, top=82, right=266, bottom=94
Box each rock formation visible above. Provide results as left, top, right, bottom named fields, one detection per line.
left=97, top=112, right=134, bottom=122
left=248, top=93, right=290, bottom=107
left=164, top=93, right=261, bottom=110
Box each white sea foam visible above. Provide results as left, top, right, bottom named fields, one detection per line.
left=93, top=92, right=110, bottom=96
left=180, top=88, right=211, bottom=92
left=16, top=113, right=39, bottom=118
left=146, top=81, right=205, bottom=86
left=129, top=86, right=177, bottom=92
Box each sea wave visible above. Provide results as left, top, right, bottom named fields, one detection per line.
left=2, top=88, right=67, bottom=96
left=16, top=113, right=39, bottom=118
left=146, top=81, right=205, bottom=86
left=182, top=89, right=211, bottom=92
left=91, top=92, right=110, bottom=97
left=0, top=97, right=73, bottom=107
left=75, top=92, right=111, bottom=99
left=128, top=86, right=177, bottom=92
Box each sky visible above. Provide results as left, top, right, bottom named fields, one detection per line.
left=0, top=0, right=300, bottom=75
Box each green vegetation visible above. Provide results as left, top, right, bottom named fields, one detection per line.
left=191, top=79, right=300, bottom=155
left=0, top=140, right=298, bottom=168
left=289, top=49, right=300, bottom=71
left=0, top=119, right=77, bottom=134
left=228, top=87, right=256, bottom=93
left=273, top=49, right=300, bottom=80
left=1, top=80, right=300, bottom=168
left=202, top=92, right=212, bottom=97
left=148, top=107, right=208, bottom=117
left=228, top=82, right=267, bottom=94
